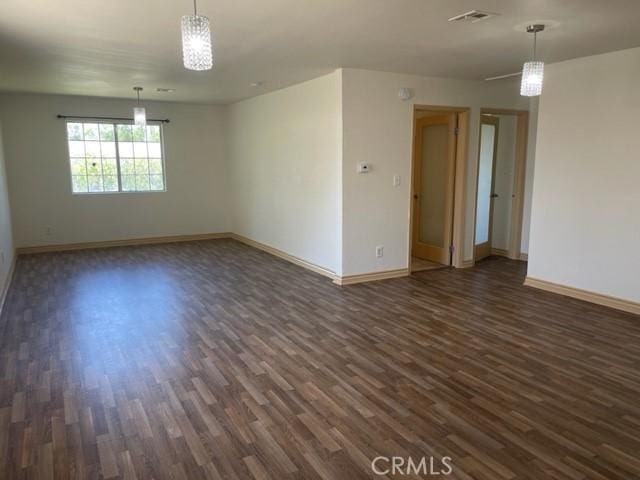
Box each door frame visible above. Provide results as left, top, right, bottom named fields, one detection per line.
left=471, top=108, right=529, bottom=264
left=409, top=105, right=470, bottom=271
left=474, top=115, right=500, bottom=261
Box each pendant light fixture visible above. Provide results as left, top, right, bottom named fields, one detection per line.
left=181, top=0, right=213, bottom=71
left=133, top=87, right=146, bottom=126
left=520, top=24, right=545, bottom=97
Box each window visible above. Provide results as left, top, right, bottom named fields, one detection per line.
left=66, top=121, right=165, bottom=193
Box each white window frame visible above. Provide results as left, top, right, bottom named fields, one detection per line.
left=64, top=119, right=167, bottom=195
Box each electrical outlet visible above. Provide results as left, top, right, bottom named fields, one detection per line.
left=376, top=245, right=384, bottom=258
left=0, top=249, right=4, bottom=264
left=45, top=226, right=53, bottom=237
left=393, top=174, right=401, bottom=187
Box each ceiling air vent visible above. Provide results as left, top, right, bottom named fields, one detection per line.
left=448, top=10, right=497, bottom=23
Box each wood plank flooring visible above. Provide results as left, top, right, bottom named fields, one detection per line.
left=1, top=239, right=639, bottom=479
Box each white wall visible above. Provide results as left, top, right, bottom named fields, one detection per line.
left=528, top=47, right=640, bottom=302
left=228, top=72, right=342, bottom=274
left=0, top=93, right=231, bottom=248
left=341, top=68, right=529, bottom=276
left=0, top=120, right=15, bottom=297
left=491, top=114, right=517, bottom=251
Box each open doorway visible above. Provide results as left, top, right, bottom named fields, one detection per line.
left=410, top=106, right=469, bottom=272
left=473, top=109, right=529, bottom=263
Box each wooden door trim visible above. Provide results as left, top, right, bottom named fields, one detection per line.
left=451, top=110, right=469, bottom=270
left=471, top=108, right=530, bottom=265
left=509, top=112, right=529, bottom=260
left=409, top=106, right=470, bottom=271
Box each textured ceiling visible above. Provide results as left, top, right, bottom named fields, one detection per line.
left=0, top=0, right=639, bottom=103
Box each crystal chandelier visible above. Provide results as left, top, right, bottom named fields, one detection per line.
left=181, top=0, right=213, bottom=71
left=520, top=25, right=545, bottom=97
left=133, top=87, right=146, bottom=126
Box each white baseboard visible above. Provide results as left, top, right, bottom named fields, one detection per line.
left=524, top=277, right=640, bottom=316
left=14, top=232, right=417, bottom=288
left=16, top=233, right=232, bottom=255
left=14, top=231, right=341, bottom=283
left=231, top=234, right=410, bottom=286
left=491, top=248, right=528, bottom=262
left=491, top=247, right=509, bottom=257
left=230, top=233, right=337, bottom=281
left=334, top=268, right=409, bottom=286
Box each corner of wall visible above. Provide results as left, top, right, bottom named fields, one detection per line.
left=335, top=69, right=345, bottom=277
left=0, top=116, right=16, bottom=306
left=520, top=97, right=539, bottom=255
left=226, top=70, right=344, bottom=275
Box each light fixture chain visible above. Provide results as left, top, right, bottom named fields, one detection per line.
left=193, top=0, right=197, bottom=15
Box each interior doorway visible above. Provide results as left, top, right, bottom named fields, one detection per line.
left=410, top=107, right=469, bottom=272
left=473, top=109, right=529, bottom=263
left=475, top=115, right=499, bottom=261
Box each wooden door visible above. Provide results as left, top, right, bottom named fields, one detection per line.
left=474, top=116, right=499, bottom=261
left=411, top=113, right=457, bottom=265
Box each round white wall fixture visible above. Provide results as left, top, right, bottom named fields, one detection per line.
left=398, top=88, right=413, bottom=101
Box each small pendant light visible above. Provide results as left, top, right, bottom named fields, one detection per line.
left=181, top=0, right=213, bottom=71
left=133, top=87, right=146, bottom=126
left=520, top=24, right=545, bottom=97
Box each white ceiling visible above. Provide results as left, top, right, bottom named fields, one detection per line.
left=1, top=0, right=639, bottom=104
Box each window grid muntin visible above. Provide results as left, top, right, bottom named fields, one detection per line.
left=66, top=120, right=165, bottom=194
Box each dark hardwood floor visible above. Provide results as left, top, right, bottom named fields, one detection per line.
left=1, top=239, right=639, bottom=479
